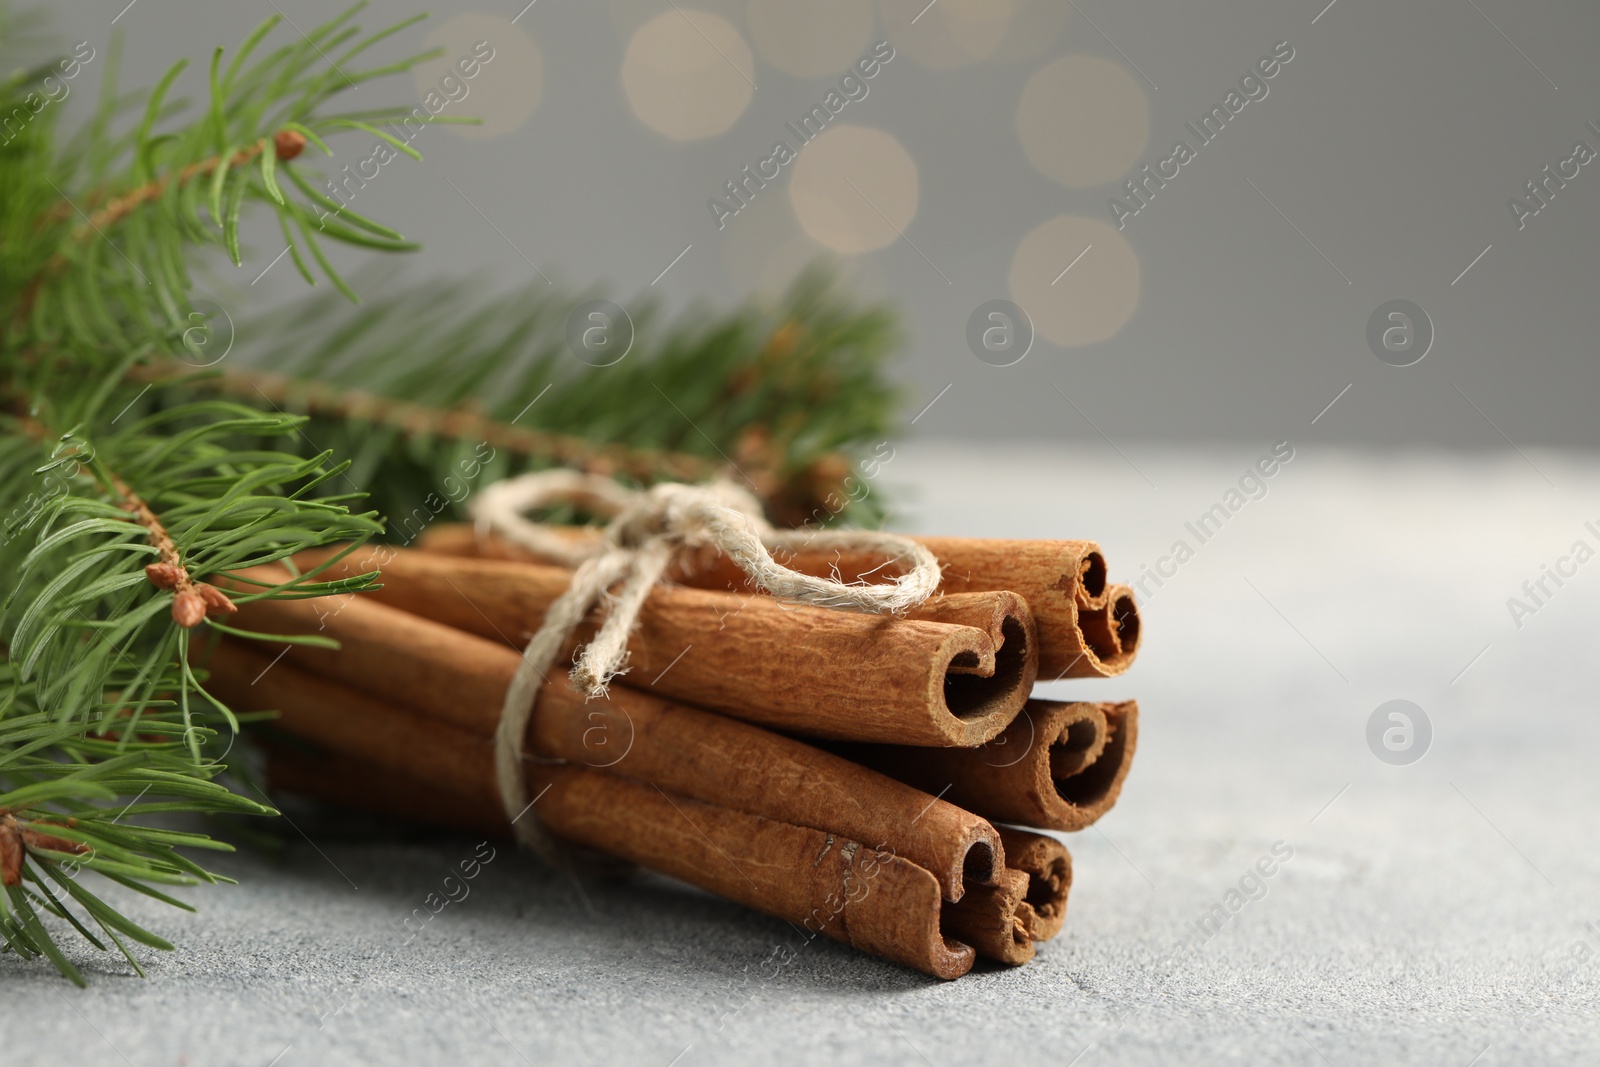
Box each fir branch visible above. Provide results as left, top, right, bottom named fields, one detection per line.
left=129, top=359, right=723, bottom=485
left=133, top=264, right=904, bottom=531
left=58, top=128, right=303, bottom=243
left=104, top=470, right=238, bottom=629
left=0, top=5, right=445, bottom=983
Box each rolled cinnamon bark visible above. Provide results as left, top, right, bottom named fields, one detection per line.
left=416, top=524, right=1121, bottom=679
left=220, top=577, right=512, bottom=737
left=997, top=827, right=1072, bottom=941
left=280, top=549, right=1035, bottom=746
left=531, top=764, right=975, bottom=979
left=1077, top=584, right=1141, bottom=677
left=842, top=700, right=1139, bottom=833
left=941, top=867, right=1034, bottom=966
left=262, top=742, right=507, bottom=838
left=206, top=640, right=1004, bottom=902
left=531, top=681, right=1002, bottom=902
left=205, top=640, right=497, bottom=790
left=267, top=744, right=978, bottom=978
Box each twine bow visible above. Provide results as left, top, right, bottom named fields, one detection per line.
left=468, top=469, right=942, bottom=857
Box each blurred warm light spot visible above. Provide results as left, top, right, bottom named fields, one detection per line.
left=990, top=0, right=1069, bottom=64
left=722, top=190, right=886, bottom=297
left=622, top=10, right=755, bottom=141
left=1009, top=214, right=1140, bottom=347
left=880, top=0, right=1011, bottom=70
left=789, top=124, right=918, bottom=254
left=1017, top=55, right=1148, bottom=188
left=415, top=13, right=542, bottom=140
left=747, top=0, right=875, bottom=79
left=608, top=0, right=742, bottom=37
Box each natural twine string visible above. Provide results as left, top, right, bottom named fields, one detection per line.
left=468, top=469, right=942, bottom=860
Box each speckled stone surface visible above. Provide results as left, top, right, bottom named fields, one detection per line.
left=10, top=443, right=1600, bottom=1066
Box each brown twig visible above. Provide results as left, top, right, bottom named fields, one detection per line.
left=110, top=472, right=236, bottom=628
left=68, top=129, right=304, bottom=242
left=15, top=130, right=307, bottom=329
left=119, top=316, right=857, bottom=526
left=121, top=359, right=852, bottom=526
left=0, top=813, right=90, bottom=887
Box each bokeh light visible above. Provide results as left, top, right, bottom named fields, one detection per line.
left=879, top=0, right=1012, bottom=71
left=1009, top=214, right=1140, bottom=347
left=608, top=0, right=743, bottom=37
left=622, top=9, right=756, bottom=141
left=1017, top=54, right=1149, bottom=188
left=789, top=124, right=919, bottom=254
left=747, top=0, right=875, bottom=79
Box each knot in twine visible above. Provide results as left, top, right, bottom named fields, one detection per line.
left=468, top=469, right=942, bottom=860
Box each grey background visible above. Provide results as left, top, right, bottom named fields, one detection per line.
left=38, top=0, right=1600, bottom=448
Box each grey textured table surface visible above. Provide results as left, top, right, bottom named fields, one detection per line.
left=9, top=442, right=1600, bottom=1066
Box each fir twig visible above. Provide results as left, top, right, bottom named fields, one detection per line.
left=0, top=5, right=444, bottom=983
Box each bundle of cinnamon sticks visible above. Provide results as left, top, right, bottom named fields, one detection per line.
left=204, top=525, right=1142, bottom=979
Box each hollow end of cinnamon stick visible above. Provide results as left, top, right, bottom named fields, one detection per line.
left=1051, top=584, right=1141, bottom=679
left=998, top=827, right=1072, bottom=942
left=1051, top=701, right=1139, bottom=827
left=1046, top=704, right=1110, bottom=780
left=914, top=590, right=1038, bottom=743
left=941, top=867, right=1035, bottom=966
left=1110, top=586, right=1142, bottom=658
left=838, top=699, right=1139, bottom=834
left=919, top=620, right=1029, bottom=747
left=1077, top=550, right=1109, bottom=607
left=1082, top=584, right=1139, bottom=662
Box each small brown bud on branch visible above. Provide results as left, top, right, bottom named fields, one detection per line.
left=274, top=128, right=307, bottom=161
left=197, top=583, right=238, bottom=617
left=172, top=590, right=207, bottom=629
left=145, top=562, right=184, bottom=590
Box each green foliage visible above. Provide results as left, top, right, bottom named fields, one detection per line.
left=0, top=687, right=273, bottom=986
left=0, top=4, right=904, bottom=984
left=0, top=5, right=453, bottom=984
left=142, top=263, right=902, bottom=535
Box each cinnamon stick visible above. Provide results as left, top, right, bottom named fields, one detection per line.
left=1077, top=583, right=1141, bottom=677
left=940, top=867, right=1035, bottom=966
left=207, top=640, right=1005, bottom=902
left=221, top=575, right=512, bottom=736
left=205, top=639, right=496, bottom=791
left=417, top=524, right=1123, bottom=679
left=262, top=742, right=507, bottom=839
left=997, top=826, right=1072, bottom=941
left=842, top=700, right=1139, bottom=833
left=278, top=550, right=1036, bottom=746
left=531, top=764, right=976, bottom=979
left=530, top=680, right=1002, bottom=902
left=266, top=743, right=978, bottom=978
